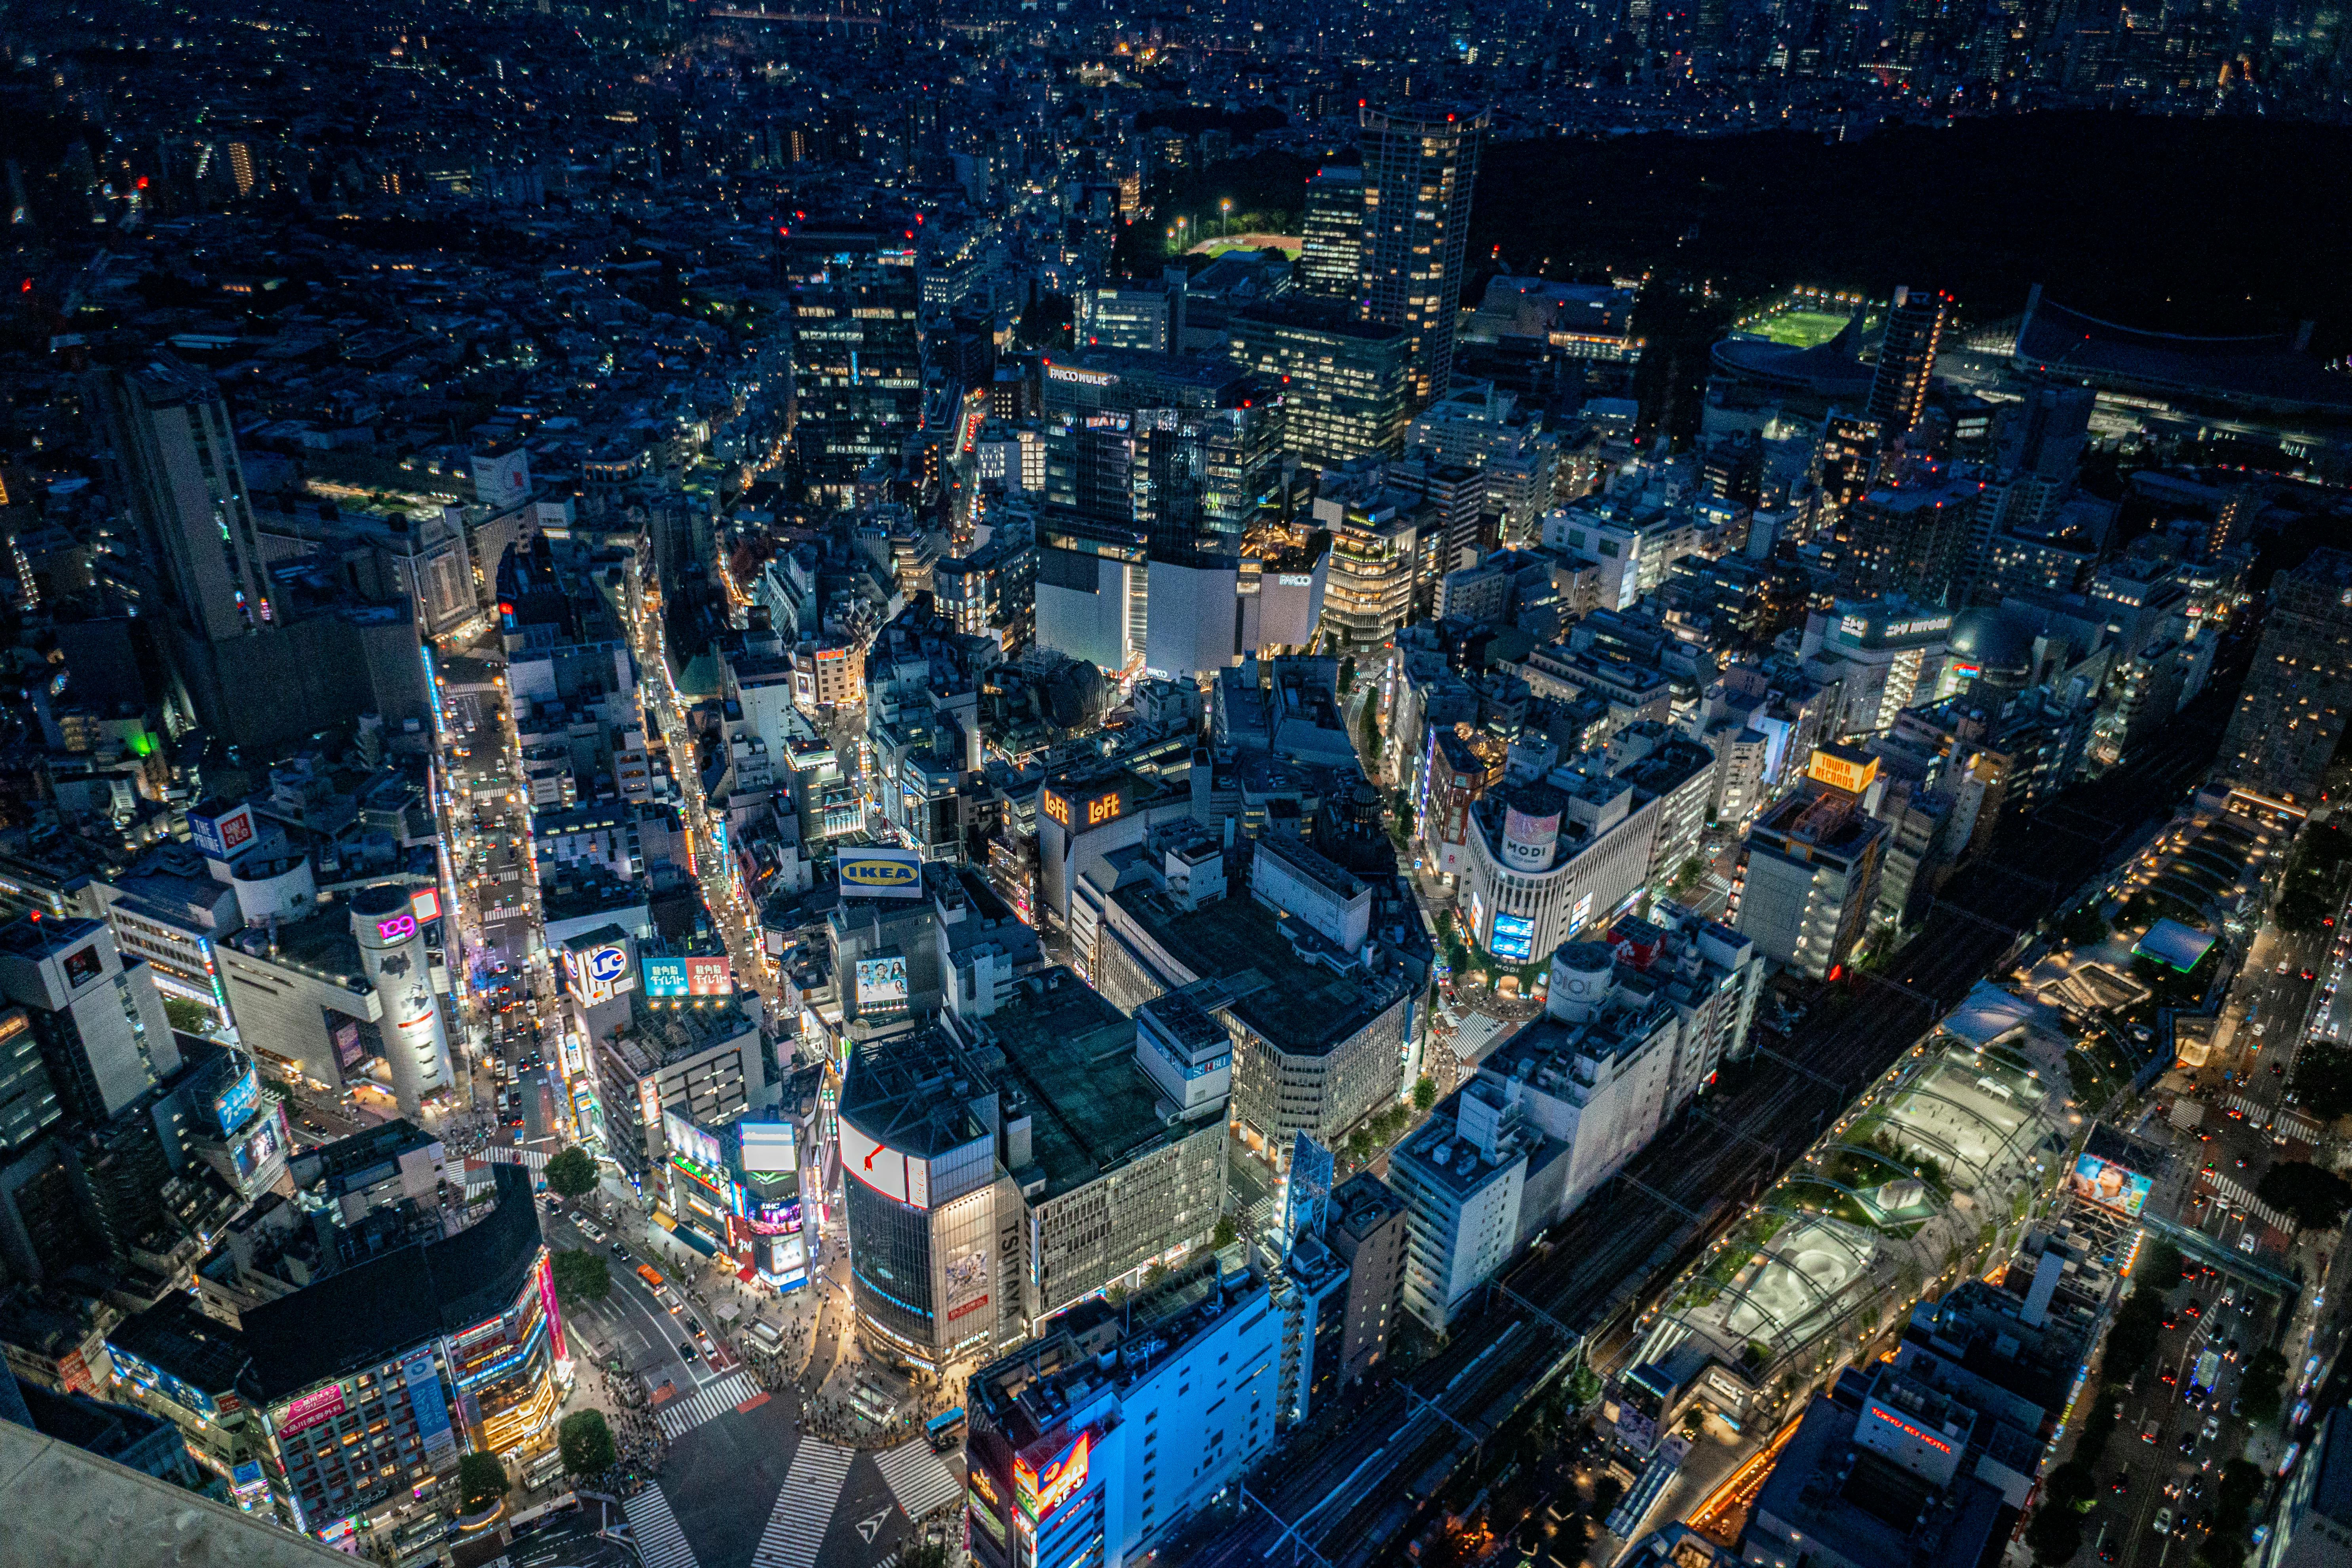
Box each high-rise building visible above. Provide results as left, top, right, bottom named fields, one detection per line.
left=1356, top=104, right=1488, bottom=406
left=1733, top=747, right=1892, bottom=978
left=1297, top=164, right=1366, bottom=300
left=787, top=229, right=922, bottom=508
left=0, top=916, right=177, bottom=1127
left=348, top=886, right=454, bottom=1118
left=1227, top=300, right=1409, bottom=469
left=2219, top=545, right=2352, bottom=802
left=1810, top=411, right=1884, bottom=550
left=1836, top=474, right=1984, bottom=610
left=0, top=1008, right=60, bottom=1155
left=1864, top=286, right=1947, bottom=444
left=963, top=1259, right=1279, bottom=1568
left=83, top=355, right=274, bottom=647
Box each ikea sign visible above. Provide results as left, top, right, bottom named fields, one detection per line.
left=838, top=848, right=923, bottom=900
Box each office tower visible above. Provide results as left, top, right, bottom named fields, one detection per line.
left=0, top=917, right=177, bottom=1127
left=1298, top=164, right=1366, bottom=300
left=1076, top=275, right=1185, bottom=353
left=1733, top=748, right=1891, bottom=978
left=1357, top=103, right=1488, bottom=406
left=82, top=355, right=274, bottom=646
left=1038, top=350, right=1283, bottom=562
left=787, top=229, right=922, bottom=508
left=1995, top=383, right=2095, bottom=479
left=1864, top=286, right=1947, bottom=443
left=0, top=1008, right=59, bottom=1155
left=2219, top=546, right=2352, bottom=802
left=1228, top=300, right=1410, bottom=469
left=1809, top=410, right=1883, bottom=554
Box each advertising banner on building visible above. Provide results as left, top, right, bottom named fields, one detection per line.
left=1015, top=1430, right=1092, bottom=1523
left=838, top=847, right=924, bottom=900
left=2071, top=1153, right=2153, bottom=1218
left=855, top=955, right=909, bottom=1011
left=403, top=1352, right=458, bottom=1467
left=277, top=1382, right=348, bottom=1440
left=738, top=1121, right=796, bottom=1175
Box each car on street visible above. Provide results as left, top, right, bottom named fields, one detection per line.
left=2155, top=1508, right=2173, bottom=1535
left=679, top=1341, right=697, bottom=1362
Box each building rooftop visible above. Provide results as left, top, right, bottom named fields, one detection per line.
left=968, top=968, right=1177, bottom=1203
left=224, top=904, right=370, bottom=990
left=105, top=1294, right=253, bottom=1399
left=838, top=1025, right=992, bottom=1162
left=1, top=1418, right=352, bottom=1568
left=239, top=1164, right=542, bottom=1400
left=1110, top=882, right=1401, bottom=1055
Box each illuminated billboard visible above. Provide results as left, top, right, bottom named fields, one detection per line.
left=277, top=1382, right=347, bottom=1440
left=2071, top=1154, right=2153, bottom=1218
left=1490, top=913, right=1535, bottom=962
left=841, top=1119, right=928, bottom=1207
left=212, top=1062, right=261, bottom=1135
left=663, top=1110, right=726, bottom=1173
left=409, top=887, right=442, bottom=926
left=646, top=954, right=734, bottom=998
left=190, top=802, right=256, bottom=861
left=839, top=848, right=923, bottom=899
left=739, top=1121, right=796, bottom=1175
left=1015, top=1430, right=1092, bottom=1522
left=856, top=955, right=909, bottom=1010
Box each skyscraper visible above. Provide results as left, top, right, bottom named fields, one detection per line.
left=1228, top=300, right=1410, bottom=470
left=1356, top=104, right=1488, bottom=407
left=1864, top=285, right=1947, bottom=443
left=1298, top=164, right=1366, bottom=300
left=786, top=227, right=923, bottom=509
left=82, top=355, right=275, bottom=647
left=2219, top=546, right=2352, bottom=802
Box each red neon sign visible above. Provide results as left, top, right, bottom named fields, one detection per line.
left=1869, top=1405, right=1953, bottom=1453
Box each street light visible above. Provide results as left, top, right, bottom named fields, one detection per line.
left=1221, top=198, right=1231, bottom=238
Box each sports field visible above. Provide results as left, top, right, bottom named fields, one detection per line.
left=1748, top=308, right=1855, bottom=346
left=1187, top=232, right=1301, bottom=258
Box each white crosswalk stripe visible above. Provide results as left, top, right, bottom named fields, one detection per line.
left=656, top=1370, right=759, bottom=1439
left=751, top=1441, right=855, bottom=1568
left=872, top=1438, right=962, bottom=1522
left=622, top=1487, right=701, bottom=1568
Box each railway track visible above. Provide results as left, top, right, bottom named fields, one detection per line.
left=1182, top=757, right=2204, bottom=1568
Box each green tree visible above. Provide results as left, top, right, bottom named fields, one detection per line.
left=2242, top=1347, right=2289, bottom=1424
left=1357, top=703, right=1382, bottom=766
left=2257, top=1159, right=2352, bottom=1230
left=161, top=996, right=214, bottom=1035
left=458, top=1452, right=510, bottom=1514
left=550, top=1250, right=610, bottom=1305
left=1016, top=291, right=1073, bottom=350
left=2292, top=1042, right=2352, bottom=1122
left=1337, top=655, right=1356, bottom=694
left=900, top=1545, right=953, bottom=1568
left=1211, top=1214, right=1239, bottom=1250
left=542, top=1145, right=598, bottom=1199
left=2139, top=1236, right=2187, bottom=1285
left=557, top=1408, right=616, bottom=1476
left=1413, top=1076, right=1438, bottom=1112
left=1669, top=857, right=1704, bottom=898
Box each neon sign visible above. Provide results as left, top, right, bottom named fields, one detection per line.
left=1869, top=1405, right=1953, bottom=1453
left=374, top=914, right=417, bottom=943
left=1015, top=1431, right=1091, bottom=1521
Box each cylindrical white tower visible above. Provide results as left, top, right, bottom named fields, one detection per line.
left=351, top=884, right=452, bottom=1116
left=1501, top=786, right=1565, bottom=873
left=1546, top=941, right=1617, bottom=1023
